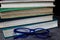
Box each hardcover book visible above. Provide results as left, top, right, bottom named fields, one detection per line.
left=1, top=2, right=54, bottom=8
left=1, top=7, right=53, bottom=19
left=0, top=15, right=53, bottom=28
left=0, top=0, right=55, bottom=3
left=2, top=20, right=57, bottom=38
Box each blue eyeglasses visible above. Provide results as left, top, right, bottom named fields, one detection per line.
left=14, top=28, right=50, bottom=39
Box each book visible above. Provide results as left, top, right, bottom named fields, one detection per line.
left=1, top=2, right=54, bottom=8
left=0, top=15, right=53, bottom=28
left=0, top=0, right=55, bottom=3
left=1, top=7, right=53, bottom=19
left=2, top=20, right=57, bottom=38
left=1, top=7, right=53, bottom=12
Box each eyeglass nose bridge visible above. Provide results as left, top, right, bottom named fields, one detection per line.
left=30, top=29, right=35, bottom=33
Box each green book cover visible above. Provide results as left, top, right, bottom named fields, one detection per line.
left=0, top=7, right=52, bottom=12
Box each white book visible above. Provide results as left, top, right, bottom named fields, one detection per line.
left=1, top=2, right=55, bottom=8
left=2, top=20, right=57, bottom=38
left=0, top=0, right=55, bottom=3
left=0, top=15, right=53, bottom=28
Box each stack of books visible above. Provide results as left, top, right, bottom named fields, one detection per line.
left=0, top=0, right=57, bottom=39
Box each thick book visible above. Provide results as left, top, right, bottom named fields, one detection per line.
left=2, top=20, right=57, bottom=38
left=0, top=15, right=53, bottom=28
left=1, top=7, right=53, bottom=12
left=1, top=7, right=53, bottom=19
left=1, top=2, right=54, bottom=8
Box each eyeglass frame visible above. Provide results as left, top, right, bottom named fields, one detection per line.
left=14, top=28, right=50, bottom=39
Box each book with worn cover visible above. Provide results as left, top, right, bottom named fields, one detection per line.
left=2, top=20, right=57, bottom=38
left=1, top=7, right=53, bottom=19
